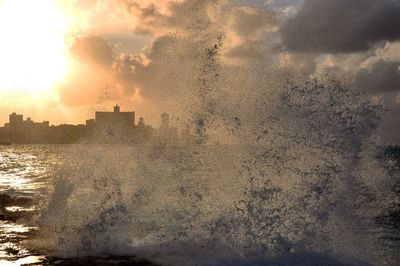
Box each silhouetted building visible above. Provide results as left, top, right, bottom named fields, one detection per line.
left=1, top=113, right=51, bottom=143
left=95, top=105, right=135, bottom=128
left=138, top=117, right=145, bottom=127
left=134, top=117, right=154, bottom=142
left=0, top=106, right=182, bottom=144
left=86, top=119, right=95, bottom=127
left=9, top=113, right=23, bottom=127
left=85, top=105, right=135, bottom=143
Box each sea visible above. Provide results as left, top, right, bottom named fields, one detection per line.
left=0, top=144, right=399, bottom=266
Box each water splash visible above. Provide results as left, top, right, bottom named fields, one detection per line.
left=25, top=30, right=399, bottom=265
left=31, top=75, right=400, bottom=265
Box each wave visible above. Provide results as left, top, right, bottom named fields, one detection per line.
left=29, top=76, right=400, bottom=266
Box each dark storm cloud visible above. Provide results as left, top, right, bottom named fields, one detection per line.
left=351, top=61, right=400, bottom=94
left=281, top=0, right=400, bottom=53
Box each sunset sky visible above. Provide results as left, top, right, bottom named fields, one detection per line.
left=0, top=0, right=399, bottom=142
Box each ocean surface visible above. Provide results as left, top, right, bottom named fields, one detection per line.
left=0, top=144, right=399, bottom=266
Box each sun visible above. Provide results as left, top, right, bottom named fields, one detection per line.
left=0, top=0, right=69, bottom=95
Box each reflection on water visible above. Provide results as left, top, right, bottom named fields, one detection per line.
left=0, top=256, right=44, bottom=266
left=0, top=145, right=160, bottom=265
left=0, top=221, right=37, bottom=259
left=0, top=146, right=55, bottom=194
left=0, top=145, right=57, bottom=264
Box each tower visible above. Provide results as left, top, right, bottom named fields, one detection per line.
left=138, top=117, right=145, bottom=127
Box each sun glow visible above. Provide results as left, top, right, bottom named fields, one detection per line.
left=0, top=0, right=69, bottom=94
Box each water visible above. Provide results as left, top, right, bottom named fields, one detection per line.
left=0, top=142, right=399, bottom=265
left=0, top=145, right=54, bottom=265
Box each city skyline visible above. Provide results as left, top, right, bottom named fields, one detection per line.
left=1, top=104, right=172, bottom=129
left=0, top=104, right=188, bottom=144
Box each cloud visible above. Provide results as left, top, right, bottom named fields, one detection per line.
left=361, top=42, right=400, bottom=66
left=62, top=0, right=400, bottom=144
left=121, top=0, right=278, bottom=97
left=277, top=52, right=317, bottom=80
left=38, top=0, right=400, bottom=143
left=54, top=0, right=230, bottom=120
left=70, top=35, right=115, bottom=68
left=223, top=5, right=278, bottom=63
left=57, top=0, right=279, bottom=110
left=57, top=0, right=225, bottom=112
left=230, top=6, right=277, bottom=40
left=99, top=0, right=288, bottom=133
left=351, top=61, right=400, bottom=94
left=126, top=2, right=168, bottom=35
left=311, top=42, right=400, bottom=95
left=281, top=0, right=400, bottom=53
left=125, top=0, right=224, bottom=35
left=58, top=35, right=135, bottom=107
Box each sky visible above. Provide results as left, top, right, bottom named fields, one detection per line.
left=0, top=0, right=399, bottom=142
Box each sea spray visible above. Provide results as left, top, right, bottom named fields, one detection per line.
left=31, top=77, right=400, bottom=265
left=206, top=79, right=392, bottom=265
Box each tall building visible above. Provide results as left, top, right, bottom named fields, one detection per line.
left=8, top=113, right=23, bottom=130
left=95, top=105, right=135, bottom=129
left=3, top=113, right=50, bottom=143
left=6, top=113, right=49, bottom=130
left=91, top=105, right=136, bottom=142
